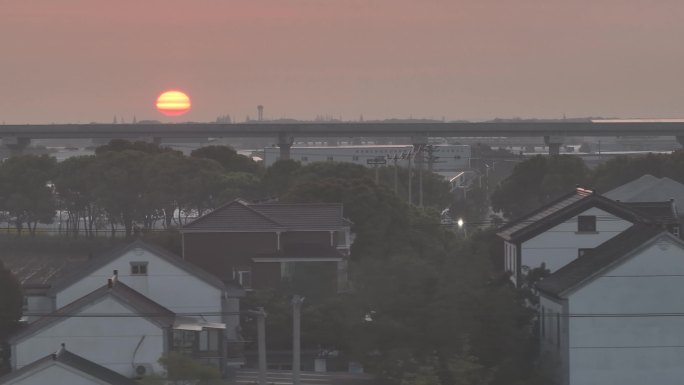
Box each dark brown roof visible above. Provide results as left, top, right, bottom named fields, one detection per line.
left=497, top=187, right=658, bottom=242
left=0, top=348, right=139, bottom=385
left=252, top=243, right=346, bottom=260
left=536, top=225, right=668, bottom=298
left=10, top=280, right=175, bottom=344
left=0, top=252, right=90, bottom=289
left=251, top=202, right=348, bottom=229
left=621, top=201, right=678, bottom=224
left=182, top=199, right=349, bottom=232
left=46, top=239, right=241, bottom=297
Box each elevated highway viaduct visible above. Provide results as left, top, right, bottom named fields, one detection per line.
left=2, top=120, right=684, bottom=156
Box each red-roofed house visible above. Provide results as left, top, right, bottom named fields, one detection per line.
left=180, top=199, right=353, bottom=292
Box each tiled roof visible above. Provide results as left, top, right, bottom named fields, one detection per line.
left=605, top=174, right=684, bottom=212
left=0, top=348, right=138, bottom=385
left=536, top=225, right=667, bottom=298
left=497, top=187, right=655, bottom=242
left=251, top=203, right=347, bottom=229
left=0, top=252, right=90, bottom=289
left=46, top=239, right=241, bottom=296
left=252, top=243, right=346, bottom=260
left=182, top=199, right=349, bottom=232
left=9, top=280, right=175, bottom=344
left=621, top=201, right=678, bottom=224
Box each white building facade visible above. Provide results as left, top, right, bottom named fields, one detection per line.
left=538, top=228, right=684, bottom=385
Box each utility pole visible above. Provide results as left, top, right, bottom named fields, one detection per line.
left=256, top=308, right=268, bottom=385
left=292, top=296, right=305, bottom=385
left=407, top=151, right=413, bottom=205
left=417, top=144, right=424, bottom=207
left=392, top=154, right=399, bottom=194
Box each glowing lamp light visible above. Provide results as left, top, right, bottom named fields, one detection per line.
left=156, top=90, right=191, bottom=117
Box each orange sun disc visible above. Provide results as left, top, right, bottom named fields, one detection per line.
left=156, top=90, right=191, bottom=116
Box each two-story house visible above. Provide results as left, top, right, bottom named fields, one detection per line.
left=0, top=345, right=139, bottom=385
left=180, top=199, right=353, bottom=292
left=536, top=225, right=684, bottom=385
left=4, top=240, right=244, bottom=378
left=497, top=187, right=678, bottom=286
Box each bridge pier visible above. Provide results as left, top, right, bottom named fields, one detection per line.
left=1, top=137, right=31, bottom=157
left=676, top=136, right=684, bottom=148
left=277, top=132, right=295, bottom=161
left=544, top=136, right=565, bottom=156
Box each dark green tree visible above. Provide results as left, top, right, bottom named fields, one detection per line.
left=0, top=155, right=57, bottom=236
left=191, top=145, right=261, bottom=175
left=491, top=155, right=588, bottom=219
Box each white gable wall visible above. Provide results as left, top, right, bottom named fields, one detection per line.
left=56, top=248, right=223, bottom=324
left=2, top=363, right=112, bottom=385
left=522, top=207, right=632, bottom=274
left=13, top=296, right=165, bottom=378
left=566, top=237, right=684, bottom=385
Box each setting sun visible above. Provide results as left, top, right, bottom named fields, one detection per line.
left=156, top=90, right=191, bottom=116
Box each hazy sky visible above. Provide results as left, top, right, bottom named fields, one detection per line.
left=2, top=0, right=683, bottom=123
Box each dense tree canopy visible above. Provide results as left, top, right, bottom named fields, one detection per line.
left=490, top=155, right=589, bottom=219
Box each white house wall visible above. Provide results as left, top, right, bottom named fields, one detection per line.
left=24, top=296, right=54, bottom=323
left=13, top=296, right=165, bottom=378
left=55, top=248, right=224, bottom=324
left=2, top=363, right=111, bottom=385
left=567, top=238, right=684, bottom=385
left=522, top=207, right=632, bottom=273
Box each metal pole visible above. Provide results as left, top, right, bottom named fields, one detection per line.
left=408, top=153, right=413, bottom=205
left=257, top=308, right=267, bottom=385
left=393, top=156, right=399, bottom=194
left=292, top=296, right=305, bottom=385
left=418, top=146, right=424, bottom=208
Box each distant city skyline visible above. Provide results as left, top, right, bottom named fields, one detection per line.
left=2, top=0, right=683, bottom=124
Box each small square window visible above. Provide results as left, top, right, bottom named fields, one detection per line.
left=131, top=262, right=148, bottom=275
left=301, top=156, right=308, bottom=161
left=326, top=156, right=334, bottom=161
left=577, top=216, right=596, bottom=232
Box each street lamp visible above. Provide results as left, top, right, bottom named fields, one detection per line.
left=457, top=218, right=467, bottom=238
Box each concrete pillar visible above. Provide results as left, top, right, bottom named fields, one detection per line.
left=277, top=132, right=294, bottom=160
left=677, top=136, right=684, bottom=148
left=544, top=135, right=565, bottom=156
left=256, top=308, right=267, bottom=385
left=292, top=296, right=304, bottom=385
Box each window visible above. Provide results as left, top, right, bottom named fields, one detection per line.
left=130, top=262, right=148, bottom=275
left=198, top=329, right=221, bottom=352
left=234, top=267, right=252, bottom=289
left=171, top=330, right=197, bottom=354
left=326, top=156, right=334, bottom=161
left=577, top=215, right=596, bottom=232
left=578, top=248, right=592, bottom=258
left=352, top=155, right=359, bottom=161
left=673, top=226, right=680, bottom=238
left=301, top=156, right=308, bottom=161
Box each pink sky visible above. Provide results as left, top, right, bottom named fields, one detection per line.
left=1, top=0, right=683, bottom=123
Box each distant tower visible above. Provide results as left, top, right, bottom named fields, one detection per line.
left=257, top=105, right=264, bottom=122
